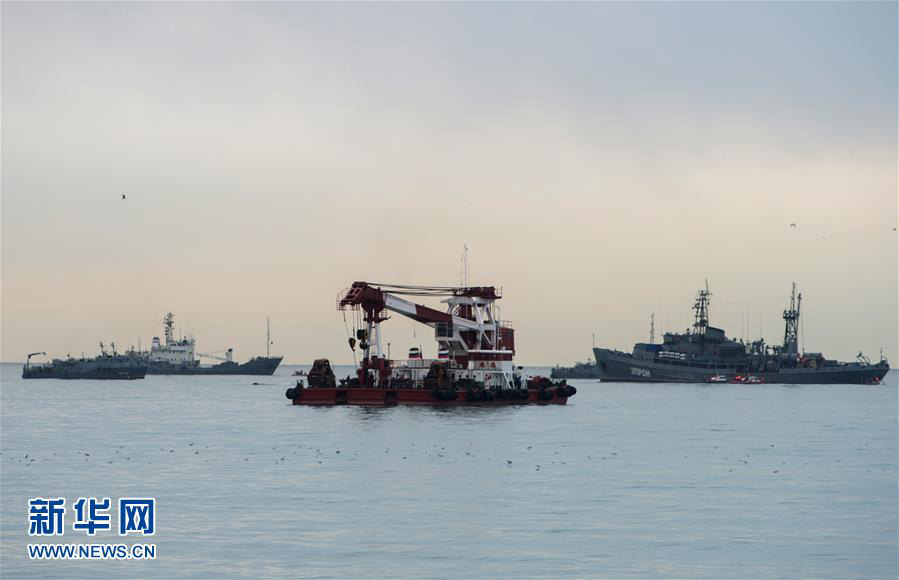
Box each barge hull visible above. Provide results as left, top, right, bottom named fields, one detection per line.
left=292, top=388, right=570, bottom=406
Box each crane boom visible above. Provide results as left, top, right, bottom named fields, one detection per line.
left=339, top=281, right=489, bottom=330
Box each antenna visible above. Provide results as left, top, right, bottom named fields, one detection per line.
left=800, top=295, right=805, bottom=354
left=461, top=244, right=469, bottom=287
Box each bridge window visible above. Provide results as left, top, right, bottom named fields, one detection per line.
left=435, top=322, right=454, bottom=338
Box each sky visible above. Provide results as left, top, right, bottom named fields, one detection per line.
left=2, top=2, right=896, bottom=365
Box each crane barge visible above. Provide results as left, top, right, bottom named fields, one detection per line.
left=286, top=282, right=576, bottom=406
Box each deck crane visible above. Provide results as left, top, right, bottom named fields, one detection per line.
left=25, top=352, right=46, bottom=370
left=197, top=349, right=234, bottom=363
left=337, top=282, right=515, bottom=387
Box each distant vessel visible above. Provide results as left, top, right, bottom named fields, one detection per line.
left=139, top=313, right=282, bottom=375
left=550, top=360, right=601, bottom=379
left=22, top=345, right=147, bottom=380
left=594, top=283, right=889, bottom=385
left=287, top=281, right=575, bottom=406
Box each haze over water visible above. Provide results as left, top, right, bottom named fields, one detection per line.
left=2, top=1, right=896, bottom=364
left=2, top=365, right=896, bottom=578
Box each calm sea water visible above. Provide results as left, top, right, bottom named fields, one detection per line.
left=1, top=363, right=896, bottom=579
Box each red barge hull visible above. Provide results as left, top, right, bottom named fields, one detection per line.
left=290, top=387, right=570, bottom=406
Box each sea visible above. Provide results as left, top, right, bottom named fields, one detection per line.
left=1, top=363, right=896, bottom=579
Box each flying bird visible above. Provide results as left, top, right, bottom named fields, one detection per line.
left=122, top=194, right=126, bottom=200
left=789, top=223, right=796, bottom=228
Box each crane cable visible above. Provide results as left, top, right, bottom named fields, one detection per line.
left=342, top=310, right=357, bottom=367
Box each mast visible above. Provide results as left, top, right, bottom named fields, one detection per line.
left=692, top=280, right=711, bottom=336
left=164, top=313, right=175, bottom=346
left=650, top=313, right=656, bottom=343
left=782, top=283, right=801, bottom=355
left=266, top=317, right=271, bottom=357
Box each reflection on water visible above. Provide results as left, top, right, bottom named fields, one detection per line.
left=1, top=364, right=896, bottom=578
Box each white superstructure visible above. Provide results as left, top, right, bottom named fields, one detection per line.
left=148, top=313, right=197, bottom=364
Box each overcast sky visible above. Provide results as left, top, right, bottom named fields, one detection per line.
left=2, top=2, right=896, bottom=364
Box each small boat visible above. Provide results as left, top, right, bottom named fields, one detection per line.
left=291, top=370, right=307, bottom=376
left=708, top=374, right=728, bottom=383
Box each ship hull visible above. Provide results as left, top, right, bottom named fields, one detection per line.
left=290, top=387, right=570, bottom=406
left=550, top=365, right=601, bottom=379
left=22, top=367, right=147, bottom=380
left=145, top=356, right=283, bottom=376
left=594, top=348, right=889, bottom=385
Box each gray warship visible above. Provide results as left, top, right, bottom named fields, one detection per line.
left=550, top=360, right=601, bottom=379
left=22, top=345, right=147, bottom=380
left=138, top=313, right=282, bottom=375
left=594, top=283, right=890, bottom=385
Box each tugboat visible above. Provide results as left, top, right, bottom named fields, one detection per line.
left=286, top=282, right=576, bottom=406
left=594, top=283, right=890, bottom=384
left=22, top=344, right=147, bottom=380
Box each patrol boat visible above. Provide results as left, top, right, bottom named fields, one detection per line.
left=139, top=313, right=282, bottom=375
left=22, top=344, right=147, bottom=380
left=286, top=281, right=575, bottom=406
left=594, top=283, right=889, bottom=385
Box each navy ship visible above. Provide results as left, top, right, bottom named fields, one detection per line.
left=594, top=283, right=890, bottom=385
left=550, top=360, right=601, bottom=379
left=22, top=344, right=147, bottom=380
left=139, top=313, right=282, bottom=375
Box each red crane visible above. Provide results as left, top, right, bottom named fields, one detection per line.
left=336, top=282, right=514, bottom=386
